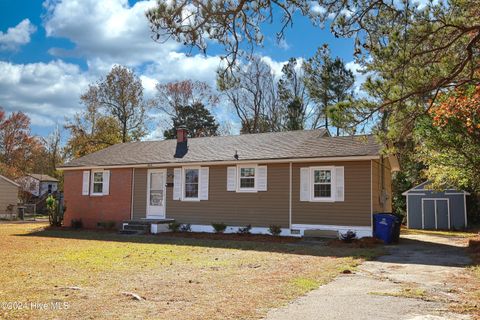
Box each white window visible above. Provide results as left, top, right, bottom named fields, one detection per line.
left=92, top=171, right=104, bottom=195
left=310, top=167, right=335, bottom=202
left=183, top=168, right=200, bottom=200
left=238, top=165, right=256, bottom=191
left=89, top=170, right=110, bottom=196
left=227, top=165, right=267, bottom=192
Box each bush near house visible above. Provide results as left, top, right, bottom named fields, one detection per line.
left=211, top=222, right=227, bottom=233
left=168, top=222, right=182, bottom=232
left=180, top=223, right=191, bottom=232
left=237, top=224, right=252, bottom=235
left=268, top=225, right=282, bottom=236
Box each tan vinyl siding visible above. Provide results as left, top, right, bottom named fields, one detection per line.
left=292, top=161, right=371, bottom=227
left=166, top=164, right=290, bottom=227
left=132, top=165, right=289, bottom=226
left=130, top=160, right=379, bottom=228
left=0, top=178, right=18, bottom=214
left=132, top=168, right=147, bottom=219
left=371, top=158, right=392, bottom=213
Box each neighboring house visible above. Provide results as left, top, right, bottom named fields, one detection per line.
left=402, top=182, right=469, bottom=230
left=0, top=175, right=20, bottom=219
left=17, top=174, right=59, bottom=198
left=59, top=129, right=399, bottom=237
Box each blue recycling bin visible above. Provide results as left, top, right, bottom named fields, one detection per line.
left=373, top=213, right=399, bottom=244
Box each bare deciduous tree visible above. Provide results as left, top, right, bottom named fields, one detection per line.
left=217, top=56, right=281, bottom=133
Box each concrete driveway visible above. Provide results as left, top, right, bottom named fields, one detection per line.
left=265, top=233, right=472, bottom=320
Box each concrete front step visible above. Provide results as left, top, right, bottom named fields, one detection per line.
left=118, top=229, right=145, bottom=235
left=120, top=219, right=175, bottom=235
left=123, top=224, right=149, bottom=231
left=122, top=219, right=175, bottom=225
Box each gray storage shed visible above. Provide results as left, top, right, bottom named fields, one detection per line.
left=402, top=182, right=469, bottom=230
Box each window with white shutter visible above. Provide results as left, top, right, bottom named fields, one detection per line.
left=334, top=167, right=345, bottom=202
left=103, top=170, right=110, bottom=195
left=82, top=171, right=90, bottom=195
left=173, top=168, right=182, bottom=200
left=227, top=166, right=237, bottom=191
left=199, top=167, right=209, bottom=200
left=257, top=166, right=267, bottom=191
left=300, top=168, right=310, bottom=201
left=301, top=166, right=344, bottom=202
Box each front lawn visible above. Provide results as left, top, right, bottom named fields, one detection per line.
left=0, top=223, right=381, bottom=320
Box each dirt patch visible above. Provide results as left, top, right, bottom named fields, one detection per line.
left=156, top=231, right=301, bottom=243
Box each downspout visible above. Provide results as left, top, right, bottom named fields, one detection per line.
left=130, top=168, right=135, bottom=220
left=370, top=160, right=373, bottom=233
left=289, top=162, right=292, bottom=231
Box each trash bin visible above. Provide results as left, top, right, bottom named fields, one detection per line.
left=391, top=214, right=402, bottom=243
left=373, top=213, right=399, bottom=244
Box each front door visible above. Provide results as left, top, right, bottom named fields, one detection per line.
left=147, top=169, right=166, bottom=219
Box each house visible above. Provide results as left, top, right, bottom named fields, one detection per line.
left=402, top=182, right=469, bottom=230
left=17, top=174, right=59, bottom=198
left=0, top=175, right=20, bottom=220
left=58, top=129, right=398, bottom=237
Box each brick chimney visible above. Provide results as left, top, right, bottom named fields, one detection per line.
left=177, top=126, right=188, bottom=143
left=174, top=126, right=188, bottom=158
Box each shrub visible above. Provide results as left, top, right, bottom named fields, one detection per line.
left=237, top=224, right=252, bottom=235
left=211, top=222, right=227, bottom=233
left=46, top=195, right=64, bottom=227
left=97, top=221, right=116, bottom=230
left=268, top=225, right=282, bottom=236
left=168, top=222, right=181, bottom=232
left=340, top=230, right=357, bottom=243
left=71, top=219, right=83, bottom=229
left=180, top=223, right=191, bottom=232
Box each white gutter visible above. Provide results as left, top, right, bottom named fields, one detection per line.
left=57, top=155, right=380, bottom=171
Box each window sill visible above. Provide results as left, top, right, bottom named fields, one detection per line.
left=236, top=189, right=258, bottom=193
left=309, top=198, right=335, bottom=202
left=90, top=193, right=104, bottom=197
left=182, top=197, right=201, bottom=202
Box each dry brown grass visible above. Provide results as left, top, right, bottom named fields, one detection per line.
left=0, top=222, right=381, bottom=320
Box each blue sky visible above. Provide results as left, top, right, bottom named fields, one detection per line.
left=0, top=0, right=358, bottom=139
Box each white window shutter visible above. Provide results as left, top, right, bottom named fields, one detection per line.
left=199, top=167, right=209, bottom=200
left=173, top=168, right=182, bottom=200
left=82, top=171, right=90, bottom=195
left=227, top=166, right=237, bottom=191
left=335, top=166, right=345, bottom=202
left=257, top=166, right=267, bottom=191
left=300, top=168, right=310, bottom=201
left=103, top=170, right=110, bottom=195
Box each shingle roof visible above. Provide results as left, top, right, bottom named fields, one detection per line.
left=27, top=174, right=59, bottom=182
left=60, top=129, right=381, bottom=168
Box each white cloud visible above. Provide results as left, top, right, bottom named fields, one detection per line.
left=345, top=60, right=369, bottom=96
left=0, top=60, right=90, bottom=126
left=0, top=19, right=37, bottom=51
left=277, top=38, right=290, bottom=50
left=43, top=0, right=179, bottom=67
left=143, top=52, right=222, bottom=88
left=260, top=56, right=288, bottom=80
left=0, top=0, right=291, bottom=138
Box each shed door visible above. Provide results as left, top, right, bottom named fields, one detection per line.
left=423, top=200, right=436, bottom=229
left=436, top=200, right=449, bottom=229
left=422, top=198, right=450, bottom=230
